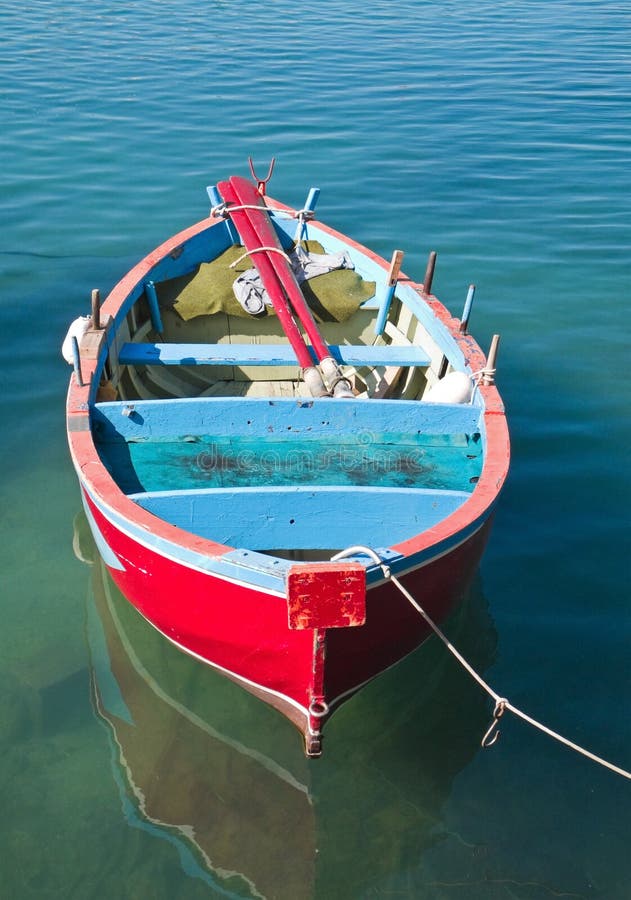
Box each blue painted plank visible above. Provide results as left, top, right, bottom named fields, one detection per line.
left=92, top=396, right=483, bottom=442
left=117, top=341, right=431, bottom=369
left=128, top=485, right=471, bottom=551
left=119, top=341, right=306, bottom=367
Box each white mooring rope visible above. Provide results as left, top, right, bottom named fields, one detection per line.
left=211, top=202, right=314, bottom=221
left=331, top=546, right=631, bottom=780
left=228, top=246, right=293, bottom=269
left=211, top=202, right=292, bottom=219
left=389, top=573, right=631, bottom=780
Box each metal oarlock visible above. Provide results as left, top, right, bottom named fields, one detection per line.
left=248, top=156, right=276, bottom=195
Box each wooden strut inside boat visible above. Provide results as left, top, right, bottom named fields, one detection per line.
left=65, top=161, right=510, bottom=756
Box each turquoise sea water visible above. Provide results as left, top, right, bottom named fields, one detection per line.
left=2, top=1, right=630, bottom=897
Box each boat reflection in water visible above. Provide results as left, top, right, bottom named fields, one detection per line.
left=75, top=511, right=498, bottom=899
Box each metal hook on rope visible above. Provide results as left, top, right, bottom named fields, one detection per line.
left=481, top=698, right=508, bottom=749
left=331, top=546, right=631, bottom=779
left=248, top=156, right=276, bottom=195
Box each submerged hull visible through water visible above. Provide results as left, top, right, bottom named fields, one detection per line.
left=79, top=506, right=498, bottom=898
left=67, top=170, right=509, bottom=754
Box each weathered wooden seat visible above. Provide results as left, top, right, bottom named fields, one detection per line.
left=128, top=485, right=472, bottom=550
left=118, top=341, right=431, bottom=369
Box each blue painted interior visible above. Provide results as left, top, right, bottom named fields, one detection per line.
left=98, top=431, right=482, bottom=495
left=92, top=397, right=483, bottom=443
left=94, top=397, right=483, bottom=502
left=108, top=220, right=234, bottom=332
left=129, top=486, right=471, bottom=551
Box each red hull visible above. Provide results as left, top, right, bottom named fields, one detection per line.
left=84, top=490, right=491, bottom=749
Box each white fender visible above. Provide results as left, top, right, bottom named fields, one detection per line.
left=62, top=316, right=91, bottom=364
left=425, top=370, right=473, bottom=404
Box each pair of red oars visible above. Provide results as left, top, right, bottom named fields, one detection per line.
left=215, top=175, right=353, bottom=398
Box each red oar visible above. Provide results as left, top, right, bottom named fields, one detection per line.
left=228, top=176, right=354, bottom=399
left=217, top=179, right=328, bottom=398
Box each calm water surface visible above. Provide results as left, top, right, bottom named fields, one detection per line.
left=1, top=1, right=630, bottom=897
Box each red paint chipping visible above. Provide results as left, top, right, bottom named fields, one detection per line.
left=287, top=563, right=366, bottom=630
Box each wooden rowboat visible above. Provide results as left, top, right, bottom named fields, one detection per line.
left=65, top=166, right=509, bottom=755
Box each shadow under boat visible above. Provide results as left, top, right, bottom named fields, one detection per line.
left=75, top=511, right=498, bottom=900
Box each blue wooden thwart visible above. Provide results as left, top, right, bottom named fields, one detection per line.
left=92, top=396, right=483, bottom=442
left=129, top=485, right=471, bottom=550
left=118, top=341, right=431, bottom=369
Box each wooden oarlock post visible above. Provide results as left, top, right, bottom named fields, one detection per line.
left=483, top=334, right=500, bottom=385
left=71, top=336, right=84, bottom=387
left=91, top=289, right=101, bottom=330
left=422, top=250, right=437, bottom=296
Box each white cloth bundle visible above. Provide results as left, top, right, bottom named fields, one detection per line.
left=233, top=246, right=354, bottom=315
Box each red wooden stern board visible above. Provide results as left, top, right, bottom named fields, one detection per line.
left=287, top=562, right=366, bottom=630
